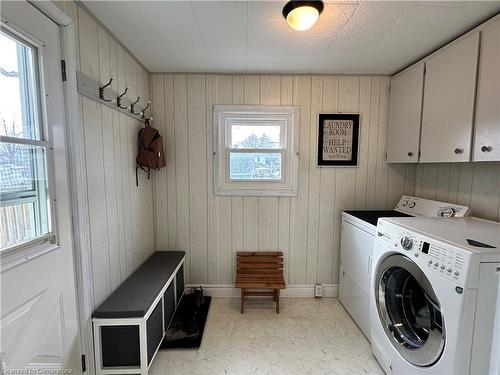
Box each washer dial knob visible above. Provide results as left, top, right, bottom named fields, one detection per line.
left=438, top=207, right=456, bottom=218
left=400, top=236, right=413, bottom=250
left=408, top=201, right=416, bottom=208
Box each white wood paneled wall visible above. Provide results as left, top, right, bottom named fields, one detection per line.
left=414, top=163, right=500, bottom=221
left=151, top=74, right=416, bottom=286
left=55, top=1, right=155, bottom=307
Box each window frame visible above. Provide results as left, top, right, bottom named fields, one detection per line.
left=0, top=24, right=57, bottom=254
left=213, top=105, right=300, bottom=196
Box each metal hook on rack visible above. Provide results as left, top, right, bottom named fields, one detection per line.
left=99, top=77, right=113, bottom=102
left=141, top=101, right=151, bottom=119
left=130, top=95, right=142, bottom=116
left=116, top=86, right=129, bottom=109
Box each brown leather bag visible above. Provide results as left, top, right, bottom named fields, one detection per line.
left=136, top=119, right=166, bottom=185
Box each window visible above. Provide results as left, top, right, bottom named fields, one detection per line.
left=0, top=29, right=53, bottom=251
left=213, top=105, right=299, bottom=196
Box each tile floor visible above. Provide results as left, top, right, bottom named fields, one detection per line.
left=150, top=297, right=383, bottom=375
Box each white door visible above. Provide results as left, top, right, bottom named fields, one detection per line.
left=387, top=62, right=425, bottom=163
left=420, top=33, right=479, bottom=163
left=1, top=1, right=81, bottom=372
left=474, top=18, right=500, bottom=162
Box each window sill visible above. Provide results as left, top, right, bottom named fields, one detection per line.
left=214, top=187, right=298, bottom=197
left=0, top=237, right=59, bottom=272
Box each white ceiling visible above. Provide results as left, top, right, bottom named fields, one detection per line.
left=83, top=1, right=500, bottom=75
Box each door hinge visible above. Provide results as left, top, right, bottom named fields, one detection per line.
left=81, top=354, right=86, bottom=373
left=61, top=60, right=67, bottom=82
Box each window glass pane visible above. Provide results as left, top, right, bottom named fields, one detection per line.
left=0, top=142, right=35, bottom=193
left=229, top=152, right=282, bottom=180
left=0, top=202, right=36, bottom=249
left=0, top=30, right=40, bottom=140
left=230, top=125, right=281, bottom=149
left=0, top=143, right=50, bottom=250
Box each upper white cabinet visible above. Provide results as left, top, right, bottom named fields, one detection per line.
left=387, top=63, right=425, bottom=163
left=420, top=33, right=479, bottom=163
left=474, top=18, right=500, bottom=162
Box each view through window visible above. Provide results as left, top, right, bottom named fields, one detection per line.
left=229, top=124, right=283, bottom=181
left=0, top=29, right=52, bottom=251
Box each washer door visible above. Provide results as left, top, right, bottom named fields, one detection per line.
left=375, top=254, right=445, bottom=367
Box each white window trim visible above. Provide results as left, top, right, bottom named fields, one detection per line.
left=213, top=105, right=300, bottom=196
left=0, top=237, right=59, bottom=272
left=0, top=16, right=58, bottom=264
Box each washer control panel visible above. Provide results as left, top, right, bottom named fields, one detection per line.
left=395, top=195, right=470, bottom=218
left=417, top=240, right=465, bottom=281
left=387, top=227, right=471, bottom=285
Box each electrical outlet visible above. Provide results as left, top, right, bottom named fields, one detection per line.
left=314, top=284, right=323, bottom=298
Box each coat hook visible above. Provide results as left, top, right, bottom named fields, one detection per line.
left=117, top=86, right=129, bottom=109
left=131, top=95, right=142, bottom=115
left=99, top=77, right=113, bottom=102
left=141, top=101, right=151, bottom=119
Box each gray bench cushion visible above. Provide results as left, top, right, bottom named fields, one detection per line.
left=93, top=251, right=185, bottom=319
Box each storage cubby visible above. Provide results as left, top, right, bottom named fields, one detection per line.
left=146, top=301, right=163, bottom=364
left=163, top=282, right=175, bottom=330
left=176, top=264, right=185, bottom=303
left=101, top=325, right=140, bottom=367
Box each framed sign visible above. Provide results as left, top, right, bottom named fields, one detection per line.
left=317, top=113, right=360, bottom=166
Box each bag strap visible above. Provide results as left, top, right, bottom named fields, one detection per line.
left=136, top=128, right=152, bottom=187
left=136, top=165, right=151, bottom=186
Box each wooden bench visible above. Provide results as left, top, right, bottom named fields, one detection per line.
left=235, top=251, right=286, bottom=313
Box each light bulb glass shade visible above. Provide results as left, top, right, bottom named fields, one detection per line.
left=286, top=6, right=319, bottom=31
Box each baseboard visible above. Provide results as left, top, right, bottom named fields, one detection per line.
left=186, top=284, right=339, bottom=298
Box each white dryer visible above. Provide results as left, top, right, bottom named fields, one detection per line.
left=370, top=216, right=500, bottom=375
left=339, top=196, right=469, bottom=339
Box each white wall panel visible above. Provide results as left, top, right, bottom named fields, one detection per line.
left=317, top=76, right=338, bottom=285
left=414, top=162, right=500, bottom=221
left=173, top=74, right=191, bottom=283
left=214, top=76, right=234, bottom=284
left=151, top=73, right=416, bottom=286
left=56, top=3, right=155, bottom=308
left=187, top=75, right=208, bottom=284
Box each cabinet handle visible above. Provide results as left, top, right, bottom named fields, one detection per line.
left=408, top=151, right=414, bottom=157
left=481, top=145, right=492, bottom=152
left=454, top=148, right=464, bottom=155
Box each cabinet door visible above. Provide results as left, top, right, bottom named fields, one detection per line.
left=474, top=19, right=500, bottom=161
left=163, top=282, right=175, bottom=330
left=420, top=33, right=479, bottom=162
left=176, top=264, right=184, bottom=303
left=146, top=300, right=163, bottom=364
left=387, top=63, right=424, bottom=163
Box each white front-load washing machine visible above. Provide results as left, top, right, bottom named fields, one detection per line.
left=370, top=216, right=500, bottom=375
left=340, top=196, right=469, bottom=339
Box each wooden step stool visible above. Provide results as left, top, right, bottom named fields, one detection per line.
left=235, top=251, right=286, bottom=313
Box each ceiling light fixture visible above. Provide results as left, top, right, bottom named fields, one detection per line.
left=283, top=1, right=324, bottom=32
